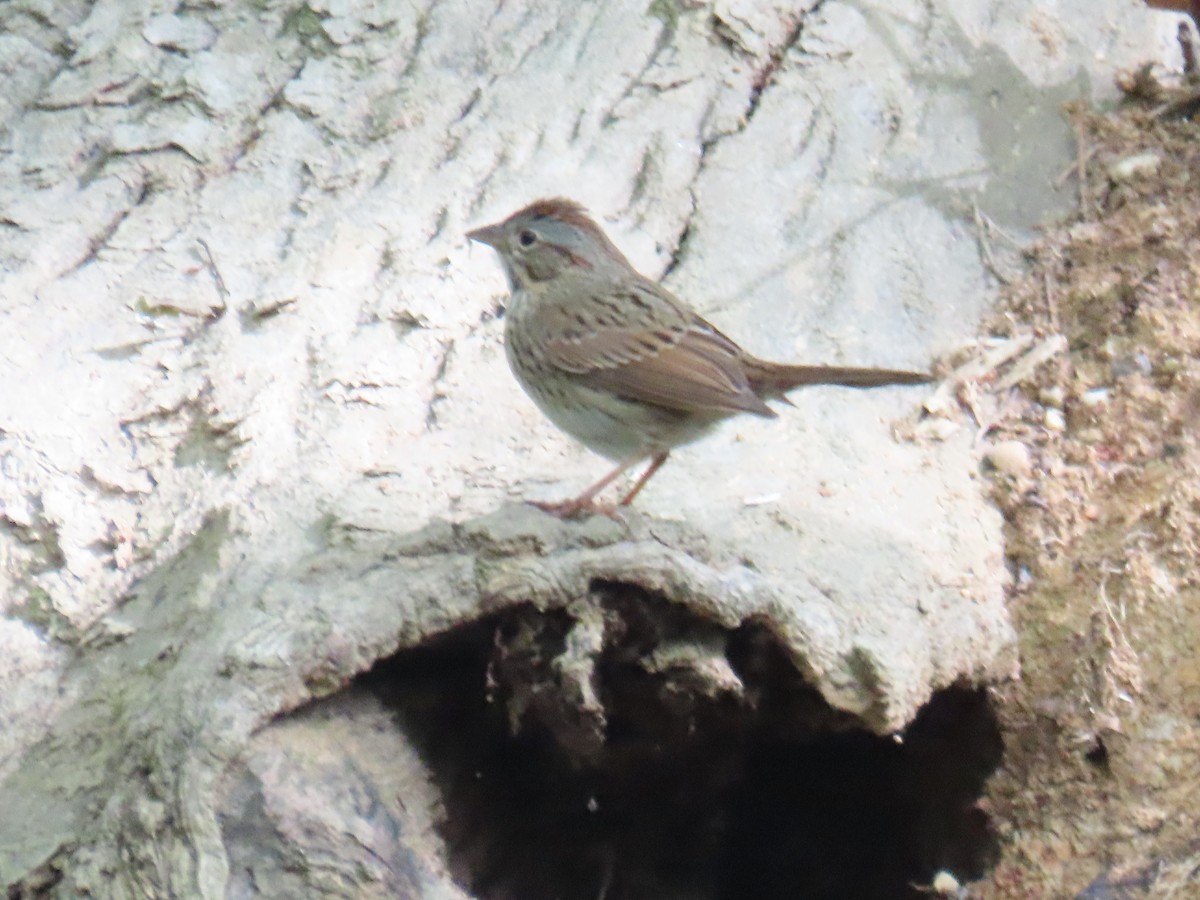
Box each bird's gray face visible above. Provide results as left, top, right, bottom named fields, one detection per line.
left=467, top=213, right=592, bottom=290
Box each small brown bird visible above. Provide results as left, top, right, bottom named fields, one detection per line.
left=468, top=198, right=930, bottom=517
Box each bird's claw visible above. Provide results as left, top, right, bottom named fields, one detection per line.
left=528, top=498, right=627, bottom=522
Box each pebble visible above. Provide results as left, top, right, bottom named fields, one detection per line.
left=1108, top=152, right=1161, bottom=182
left=1044, top=408, right=1066, bottom=431
left=920, top=418, right=960, bottom=441
left=931, top=870, right=961, bottom=895
left=986, top=440, right=1032, bottom=477
left=1039, top=385, right=1065, bottom=408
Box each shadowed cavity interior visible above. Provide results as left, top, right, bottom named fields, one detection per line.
left=356, top=582, right=1002, bottom=900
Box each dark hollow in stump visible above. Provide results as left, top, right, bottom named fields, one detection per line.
left=221, top=581, right=1003, bottom=900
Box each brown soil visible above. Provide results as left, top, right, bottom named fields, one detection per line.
left=957, top=78, right=1200, bottom=897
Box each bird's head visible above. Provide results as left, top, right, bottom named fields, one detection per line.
left=467, top=198, right=629, bottom=290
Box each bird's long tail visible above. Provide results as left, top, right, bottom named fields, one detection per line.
left=745, top=359, right=932, bottom=398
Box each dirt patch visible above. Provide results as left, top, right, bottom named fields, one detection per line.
left=940, top=79, right=1200, bottom=896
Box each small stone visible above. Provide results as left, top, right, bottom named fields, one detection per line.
left=1044, top=408, right=1066, bottom=431
left=1039, top=385, right=1065, bottom=408
left=931, top=869, right=961, bottom=895
left=918, top=417, right=960, bottom=441
left=985, top=441, right=1031, bottom=477
left=1108, top=152, right=1160, bottom=182
left=1081, top=387, right=1109, bottom=407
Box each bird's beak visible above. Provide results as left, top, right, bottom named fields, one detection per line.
left=466, top=222, right=505, bottom=248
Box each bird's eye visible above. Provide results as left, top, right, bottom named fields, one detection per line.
left=517, top=229, right=537, bottom=247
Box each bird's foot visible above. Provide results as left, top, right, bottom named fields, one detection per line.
left=528, top=498, right=626, bottom=521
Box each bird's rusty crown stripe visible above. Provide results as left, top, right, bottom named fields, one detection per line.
left=516, top=197, right=597, bottom=230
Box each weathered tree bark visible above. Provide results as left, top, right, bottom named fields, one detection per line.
left=0, top=0, right=1173, bottom=896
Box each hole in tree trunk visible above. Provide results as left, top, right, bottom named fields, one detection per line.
left=359, top=581, right=1002, bottom=899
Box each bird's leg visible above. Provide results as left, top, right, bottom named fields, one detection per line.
left=531, top=451, right=671, bottom=518
left=531, top=455, right=645, bottom=518
left=616, top=451, right=670, bottom=507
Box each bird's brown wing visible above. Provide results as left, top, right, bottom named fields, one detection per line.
left=540, top=281, right=775, bottom=418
